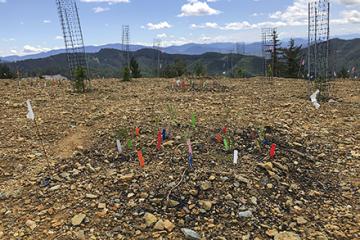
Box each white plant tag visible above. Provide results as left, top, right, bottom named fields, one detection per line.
left=233, top=150, right=239, bottom=165
left=310, top=89, right=320, bottom=109
left=26, top=100, right=35, bottom=120
left=116, top=139, right=122, bottom=154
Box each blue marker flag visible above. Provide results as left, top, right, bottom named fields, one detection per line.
left=188, top=154, right=193, bottom=168
left=162, top=128, right=166, bottom=141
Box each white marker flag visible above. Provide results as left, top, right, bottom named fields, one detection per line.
left=116, top=139, right=122, bottom=154
left=233, top=150, right=239, bottom=165
left=26, top=100, right=35, bottom=120
left=310, top=90, right=320, bottom=110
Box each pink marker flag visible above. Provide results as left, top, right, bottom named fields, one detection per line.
left=187, top=139, right=193, bottom=155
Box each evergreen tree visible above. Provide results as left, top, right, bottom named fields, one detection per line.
left=283, top=39, right=302, bottom=78
left=122, top=66, right=131, bottom=81
left=0, top=63, right=13, bottom=79
left=193, top=61, right=206, bottom=77
left=174, top=59, right=187, bottom=77
left=338, top=67, right=350, bottom=78
left=130, top=57, right=141, bottom=78
left=267, top=29, right=283, bottom=77
left=74, top=67, right=86, bottom=92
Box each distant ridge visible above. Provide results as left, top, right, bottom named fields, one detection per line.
left=2, top=33, right=359, bottom=62
left=0, top=38, right=309, bottom=62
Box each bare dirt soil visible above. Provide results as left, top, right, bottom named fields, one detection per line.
left=0, top=78, right=359, bottom=240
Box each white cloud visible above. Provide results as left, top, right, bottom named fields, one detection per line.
left=23, top=45, right=51, bottom=53
left=93, top=6, right=110, bottom=13
left=190, top=21, right=285, bottom=30
left=0, top=0, right=6, bottom=3
left=332, top=10, right=360, bottom=24
left=191, top=22, right=220, bottom=29
left=80, top=0, right=129, bottom=3
left=337, top=0, right=360, bottom=5
left=156, top=33, right=168, bottom=38
left=43, top=20, right=51, bottom=24
left=55, top=35, right=64, bottom=40
left=223, top=21, right=256, bottom=30
left=269, top=0, right=308, bottom=26
left=2, top=38, right=15, bottom=42
left=179, top=0, right=220, bottom=17
left=146, top=21, right=172, bottom=30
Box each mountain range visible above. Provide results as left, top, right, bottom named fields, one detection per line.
left=2, top=33, right=359, bottom=62
left=3, top=38, right=360, bottom=78
left=1, top=39, right=309, bottom=62
left=5, top=48, right=264, bottom=78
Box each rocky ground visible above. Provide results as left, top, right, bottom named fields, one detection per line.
left=0, top=77, right=359, bottom=240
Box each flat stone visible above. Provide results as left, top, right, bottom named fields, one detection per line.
left=144, top=213, right=157, bottom=227
left=258, top=162, right=274, bottom=171
left=234, top=174, right=250, bottom=184
left=167, top=199, right=180, bottom=207
left=238, top=210, right=253, bottom=218
left=118, top=174, right=134, bottom=181
left=189, top=189, right=198, bottom=196
left=75, top=230, right=86, bottom=240
left=266, top=229, right=278, bottom=237
left=71, top=213, right=86, bottom=226
left=98, top=203, right=106, bottom=209
left=163, top=219, right=175, bottom=232
left=181, top=228, right=201, bottom=240
left=296, top=216, right=307, bottom=225
left=85, top=194, right=98, bottom=199
left=199, top=200, right=212, bottom=211
left=209, top=175, right=216, bottom=181
left=49, top=185, right=61, bottom=191
left=25, top=220, right=37, bottom=230
left=274, top=231, right=301, bottom=240
left=200, top=181, right=212, bottom=191
left=153, top=219, right=165, bottom=230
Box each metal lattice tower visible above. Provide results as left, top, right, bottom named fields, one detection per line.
left=261, top=28, right=276, bottom=79
left=56, top=0, right=88, bottom=81
left=122, top=25, right=130, bottom=68
left=308, top=0, right=330, bottom=100
left=153, top=39, right=162, bottom=78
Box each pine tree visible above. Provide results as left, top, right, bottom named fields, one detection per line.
left=194, top=61, right=206, bottom=77
left=174, top=59, right=187, bottom=77
left=267, top=29, right=283, bottom=77
left=130, top=57, right=141, bottom=78
left=74, top=67, right=86, bottom=92
left=283, top=39, right=302, bottom=78
left=122, top=66, right=131, bottom=81
left=338, top=67, right=349, bottom=79
left=0, top=63, right=13, bottom=79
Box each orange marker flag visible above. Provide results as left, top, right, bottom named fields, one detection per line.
left=137, top=150, right=145, bottom=168
left=215, top=133, right=222, bottom=143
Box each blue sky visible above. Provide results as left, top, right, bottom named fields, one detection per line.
left=0, top=0, right=360, bottom=56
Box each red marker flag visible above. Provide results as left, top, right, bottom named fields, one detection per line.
left=137, top=150, right=145, bottom=168
left=222, top=127, right=227, bottom=134
left=270, top=144, right=276, bottom=159
left=135, top=127, right=140, bottom=137
left=156, top=129, right=162, bottom=150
